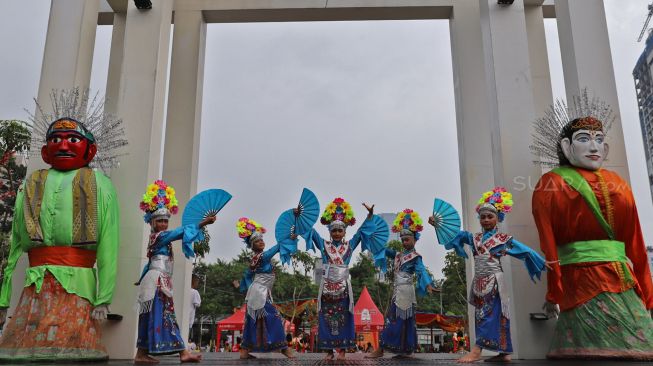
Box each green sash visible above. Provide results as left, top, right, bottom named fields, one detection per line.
left=550, top=167, right=614, bottom=239
left=558, top=240, right=626, bottom=265
left=550, top=167, right=633, bottom=284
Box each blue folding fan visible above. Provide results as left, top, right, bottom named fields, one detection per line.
left=275, top=209, right=298, bottom=265
left=182, top=189, right=232, bottom=226
left=294, top=188, right=320, bottom=237
left=432, top=198, right=461, bottom=245
left=369, top=215, right=390, bottom=270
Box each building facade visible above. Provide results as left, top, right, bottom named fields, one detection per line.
left=633, top=32, right=653, bottom=203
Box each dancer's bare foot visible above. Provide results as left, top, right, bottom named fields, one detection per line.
left=484, top=353, right=511, bottom=363
left=134, top=349, right=159, bottom=364
left=365, top=349, right=384, bottom=358
left=324, top=351, right=335, bottom=361
left=180, top=350, right=202, bottom=363
left=239, top=349, right=256, bottom=359
left=281, top=348, right=295, bottom=359
left=457, top=346, right=482, bottom=363
left=336, top=349, right=346, bottom=360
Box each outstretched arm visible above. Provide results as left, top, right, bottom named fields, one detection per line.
left=414, top=257, right=436, bottom=297
left=503, top=238, right=546, bottom=282
left=262, top=243, right=281, bottom=262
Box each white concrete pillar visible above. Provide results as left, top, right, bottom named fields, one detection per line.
left=555, top=0, right=629, bottom=180
left=105, top=12, right=126, bottom=115
left=8, top=0, right=100, bottom=318
left=28, top=0, right=100, bottom=173
left=524, top=5, right=554, bottom=120
left=477, top=0, right=550, bottom=358
left=36, top=0, right=99, bottom=106
left=163, top=10, right=207, bottom=342
left=105, top=0, right=173, bottom=359
left=449, top=0, right=496, bottom=347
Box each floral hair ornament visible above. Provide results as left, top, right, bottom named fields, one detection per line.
left=139, top=180, right=179, bottom=223
left=321, top=197, right=356, bottom=227
left=475, top=186, right=513, bottom=222
left=236, top=217, right=266, bottom=247
left=391, top=209, right=424, bottom=240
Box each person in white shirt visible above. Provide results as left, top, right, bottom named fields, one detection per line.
left=189, top=275, right=202, bottom=332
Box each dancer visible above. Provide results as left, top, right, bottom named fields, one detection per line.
left=367, top=209, right=436, bottom=359
left=434, top=187, right=546, bottom=363
left=134, top=180, right=215, bottom=364
left=295, top=198, right=375, bottom=360
left=232, top=217, right=296, bottom=359
left=532, top=108, right=653, bottom=359
left=0, top=90, right=124, bottom=361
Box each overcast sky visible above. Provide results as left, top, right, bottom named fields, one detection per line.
left=0, top=1, right=652, bottom=280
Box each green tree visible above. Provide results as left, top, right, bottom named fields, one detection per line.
left=274, top=250, right=318, bottom=327
left=0, top=120, right=30, bottom=282
left=441, top=251, right=467, bottom=315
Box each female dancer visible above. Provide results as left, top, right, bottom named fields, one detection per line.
left=232, top=217, right=295, bottom=359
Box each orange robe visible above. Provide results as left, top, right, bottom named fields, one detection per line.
left=532, top=167, right=653, bottom=312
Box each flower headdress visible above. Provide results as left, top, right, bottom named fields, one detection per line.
left=320, top=197, right=356, bottom=227
left=236, top=217, right=266, bottom=247
left=139, top=180, right=179, bottom=223
left=391, top=209, right=424, bottom=240
left=475, top=186, right=513, bottom=222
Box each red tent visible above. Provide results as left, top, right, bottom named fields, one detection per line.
left=216, top=304, right=246, bottom=348
left=354, top=286, right=384, bottom=349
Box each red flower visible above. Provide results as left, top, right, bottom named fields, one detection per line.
left=333, top=197, right=345, bottom=204
left=154, top=180, right=167, bottom=189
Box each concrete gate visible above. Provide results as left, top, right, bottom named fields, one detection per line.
left=11, top=0, right=629, bottom=359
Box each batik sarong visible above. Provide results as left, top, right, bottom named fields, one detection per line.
left=548, top=289, right=653, bottom=360
left=242, top=301, right=287, bottom=352
left=0, top=273, right=107, bottom=361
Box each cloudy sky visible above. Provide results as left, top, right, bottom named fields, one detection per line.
left=0, top=1, right=652, bottom=280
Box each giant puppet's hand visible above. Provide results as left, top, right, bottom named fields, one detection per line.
left=91, top=304, right=111, bottom=320
left=542, top=301, right=560, bottom=319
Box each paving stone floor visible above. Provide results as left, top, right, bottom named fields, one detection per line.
left=3, top=352, right=651, bottom=365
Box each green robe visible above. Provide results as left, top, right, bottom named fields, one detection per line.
left=0, top=169, right=120, bottom=307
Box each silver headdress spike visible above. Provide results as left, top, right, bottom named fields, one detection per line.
left=530, top=88, right=614, bottom=168
left=26, top=88, right=128, bottom=174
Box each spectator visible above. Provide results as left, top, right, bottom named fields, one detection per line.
left=189, top=275, right=202, bottom=334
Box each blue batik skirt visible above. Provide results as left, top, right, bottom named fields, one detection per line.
left=380, top=303, right=417, bottom=354
left=475, top=293, right=512, bottom=353
left=317, top=295, right=355, bottom=350
left=241, top=301, right=288, bottom=352
left=137, top=289, right=186, bottom=355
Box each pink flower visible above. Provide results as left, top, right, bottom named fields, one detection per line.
left=170, top=206, right=179, bottom=214
left=403, top=208, right=412, bottom=214
left=154, top=180, right=167, bottom=189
